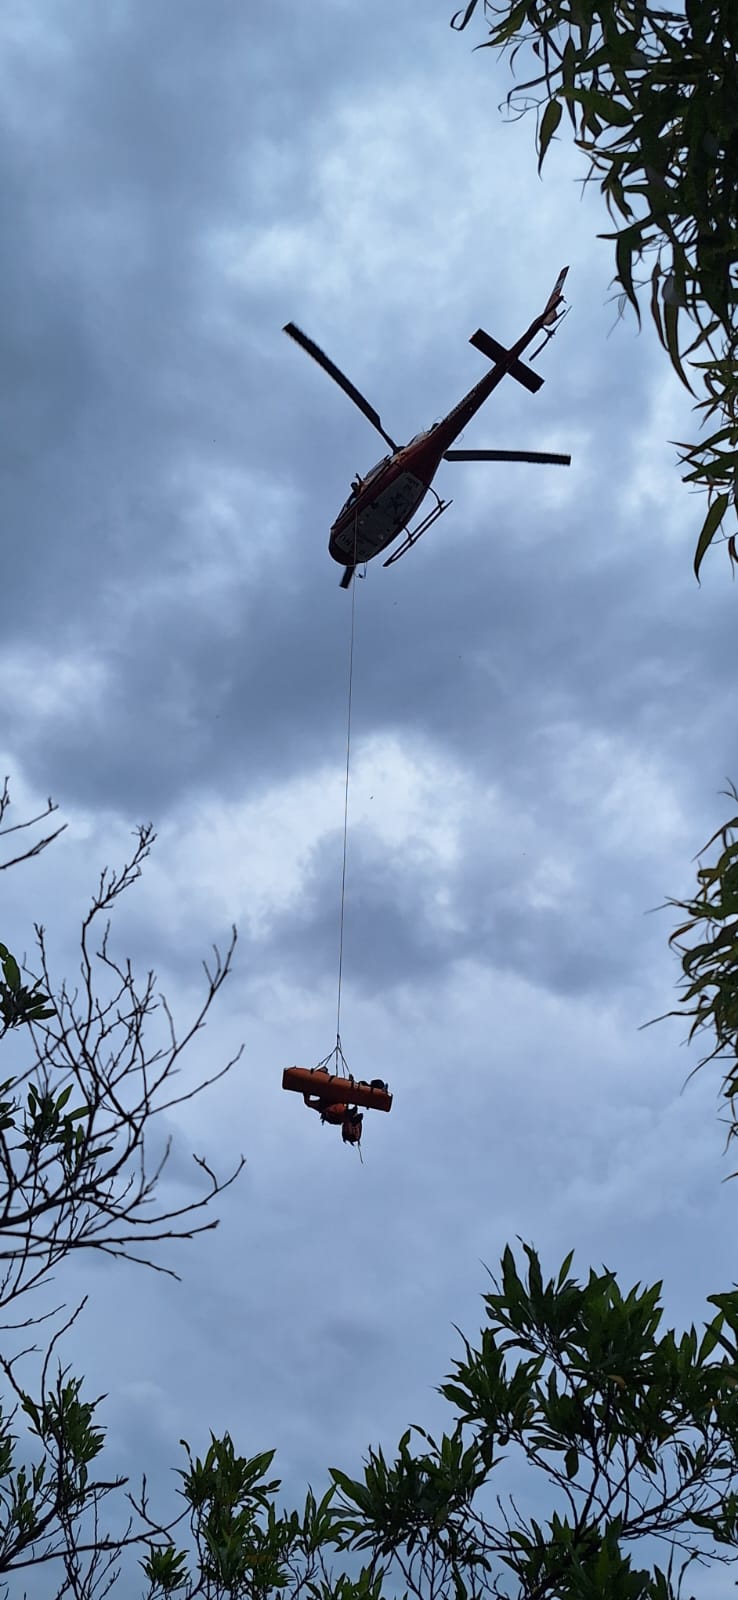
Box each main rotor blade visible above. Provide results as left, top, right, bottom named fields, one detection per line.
left=444, top=449, right=571, bottom=465
left=284, top=323, right=398, bottom=451
left=339, top=565, right=355, bottom=589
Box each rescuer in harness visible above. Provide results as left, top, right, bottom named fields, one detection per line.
left=302, top=1090, right=364, bottom=1148
left=341, top=1107, right=363, bottom=1146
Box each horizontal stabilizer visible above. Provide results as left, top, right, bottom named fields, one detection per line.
left=444, top=449, right=571, bottom=465
left=469, top=329, right=544, bottom=392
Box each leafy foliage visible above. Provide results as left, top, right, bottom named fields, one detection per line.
left=141, top=1437, right=377, bottom=1600
left=650, top=782, right=738, bottom=1149
left=451, top=0, right=738, bottom=578
left=0, top=940, right=54, bottom=1033
left=331, top=1244, right=738, bottom=1599
left=79, top=1245, right=738, bottom=1597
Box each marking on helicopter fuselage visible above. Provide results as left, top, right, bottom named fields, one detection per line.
left=332, top=472, right=427, bottom=562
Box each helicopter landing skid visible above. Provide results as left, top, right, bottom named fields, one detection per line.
left=382, top=491, right=453, bottom=567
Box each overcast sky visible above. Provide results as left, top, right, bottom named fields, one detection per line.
left=1, top=0, right=737, bottom=1588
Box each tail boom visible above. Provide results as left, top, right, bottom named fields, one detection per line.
left=468, top=265, right=569, bottom=393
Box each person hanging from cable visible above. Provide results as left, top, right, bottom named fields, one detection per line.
left=341, top=1107, right=363, bottom=1146
left=302, top=1086, right=362, bottom=1150
left=303, top=1089, right=345, bottom=1123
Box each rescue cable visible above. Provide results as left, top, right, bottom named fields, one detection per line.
left=334, top=515, right=359, bottom=1061
left=280, top=517, right=393, bottom=1153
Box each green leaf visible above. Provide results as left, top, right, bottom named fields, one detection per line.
left=450, top=0, right=481, bottom=28
left=564, top=1447, right=579, bottom=1479
left=564, top=87, right=633, bottom=126
left=538, top=99, right=563, bottom=174
left=2, top=955, right=21, bottom=993
left=694, top=492, right=730, bottom=582
left=698, top=1318, right=722, bottom=1361
left=557, top=1249, right=575, bottom=1288
left=663, top=295, right=694, bottom=394
left=615, top=228, right=641, bottom=321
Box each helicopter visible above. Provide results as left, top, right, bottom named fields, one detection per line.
left=284, top=266, right=571, bottom=588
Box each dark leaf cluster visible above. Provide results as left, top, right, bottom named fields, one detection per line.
left=650, top=782, right=738, bottom=1147
left=142, top=1437, right=378, bottom=1600
left=451, top=0, right=738, bottom=578
left=331, top=1243, right=738, bottom=1599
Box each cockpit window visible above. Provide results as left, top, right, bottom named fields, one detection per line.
left=363, top=454, right=391, bottom=483
left=337, top=454, right=391, bottom=517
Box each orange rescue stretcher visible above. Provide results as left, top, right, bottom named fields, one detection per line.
left=282, top=1066, right=392, bottom=1148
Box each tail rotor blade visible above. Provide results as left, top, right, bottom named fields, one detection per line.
left=340, top=565, right=355, bottom=589
left=284, top=323, right=398, bottom=451
left=542, top=265, right=569, bottom=325
left=444, top=449, right=571, bottom=465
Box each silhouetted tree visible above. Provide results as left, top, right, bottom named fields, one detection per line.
left=145, top=1245, right=738, bottom=1599
left=0, top=784, right=243, bottom=1596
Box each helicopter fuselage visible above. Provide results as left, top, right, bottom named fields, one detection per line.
left=328, top=366, right=499, bottom=569
left=330, top=453, right=438, bottom=568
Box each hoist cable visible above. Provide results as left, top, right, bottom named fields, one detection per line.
left=335, top=517, right=359, bottom=1048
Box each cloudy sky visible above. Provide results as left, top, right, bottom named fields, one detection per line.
left=1, top=0, right=737, bottom=1584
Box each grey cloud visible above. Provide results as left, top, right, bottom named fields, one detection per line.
left=1, top=4, right=737, bottom=1591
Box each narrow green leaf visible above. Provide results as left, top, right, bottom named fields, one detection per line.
left=698, top=1318, right=722, bottom=1361
left=450, top=0, right=480, bottom=27
left=650, top=263, right=664, bottom=346
left=2, top=956, right=21, bottom=993
left=564, top=87, right=633, bottom=126
left=537, top=99, right=562, bottom=174
left=615, top=230, right=641, bottom=321
left=663, top=296, right=694, bottom=393
left=557, top=1249, right=575, bottom=1288
left=694, top=492, right=730, bottom=582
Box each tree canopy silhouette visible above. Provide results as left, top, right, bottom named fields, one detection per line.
left=451, top=0, right=738, bottom=579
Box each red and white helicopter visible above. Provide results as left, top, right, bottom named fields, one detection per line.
left=284, top=267, right=571, bottom=588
